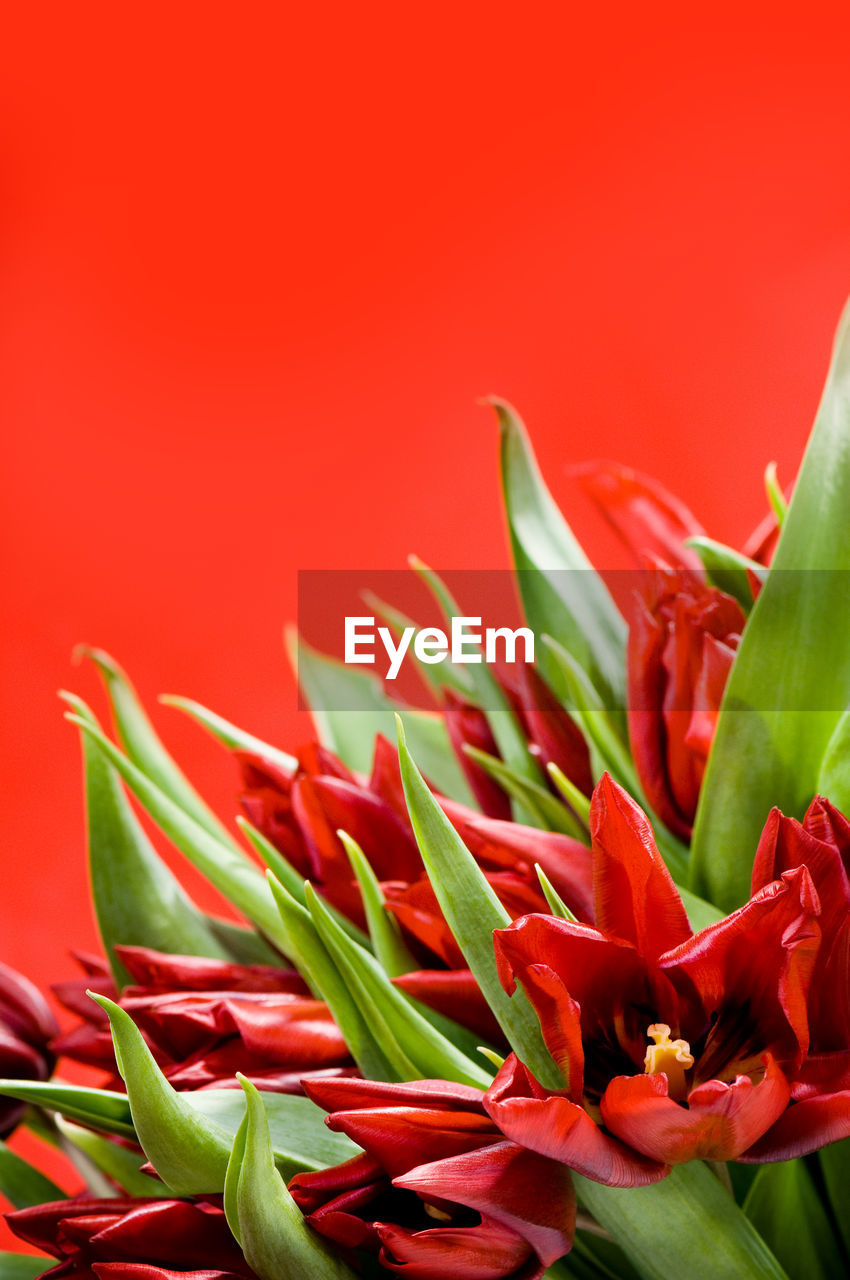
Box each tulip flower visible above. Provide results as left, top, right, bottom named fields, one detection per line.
left=736, top=796, right=850, bottom=1160
left=52, top=946, right=351, bottom=1093
left=627, top=566, right=745, bottom=839
left=289, top=1075, right=576, bottom=1279
left=484, top=775, right=825, bottom=1171
left=6, top=1196, right=257, bottom=1279
left=0, top=960, right=58, bottom=1137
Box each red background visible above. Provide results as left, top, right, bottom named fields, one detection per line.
left=2, top=2, right=850, bottom=1034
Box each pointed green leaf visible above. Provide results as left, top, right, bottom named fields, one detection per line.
left=63, top=696, right=231, bottom=985
left=396, top=717, right=563, bottom=1091
left=267, top=873, right=395, bottom=1079
left=685, top=537, right=765, bottom=610
left=338, top=830, right=417, bottom=976
left=290, top=629, right=476, bottom=805
left=230, top=1077, right=357, bottom=1280
left=546, top=762, right=591, bottom=825
left=815, top=707, right=850, bottom=810
left=223, top=1112, right=248, bottom=1245
left=54, top=1117, right=166, bottom=1198
left=81, top=649, right=238, bottom=848
left=94, top=994, right=234, bottom=1193
left=203, top=916, right=279, bottom=966
left=493, top=397, right=627, bottom=713
left=463, top=745, right=586, bottom=838
left=306, top=883, right=491, bottom=1087
left=0, top=1140, right=64, bottom=1207
left=743, top=1158, right=843, bottom=1280
left=66, top=716, right=294, bottom=959
left=692, top=301, right=850, bottom=909
left=159, top=694, right=298, bottom=773
left=535, top=865, right=578, bottom=921
left=764, top=461, right=788, bottom=526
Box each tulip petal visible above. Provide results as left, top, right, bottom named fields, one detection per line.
left=738, top=1091, right=850, bottom=1162
left=601, top=1055, right=790, bottom=1163
left=570, top=460, right=705, bottom=569
left=377, top=1216, right=538, bottom=1280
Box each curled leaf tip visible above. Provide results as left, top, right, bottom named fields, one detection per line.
left=394, top=713, right=406, bottom=747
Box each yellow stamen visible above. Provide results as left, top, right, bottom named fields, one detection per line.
left=644, top=1023, right=694, bottom=1102
left=424, top=1204, right=453, bottom=1222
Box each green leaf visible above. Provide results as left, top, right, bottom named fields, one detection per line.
left=396, top=717, right=563, bottom=1091
left=289, top=629, right=476, bottom=805
left=546, top=762, right=591, bottom=825
left=53, top=1117, right=166, bottom=1198
left=743, top=1159, right=844, bottom=1280
left=463, top=745, right=586, bottom=838
left=493, top=397, right=627, bottom=714
left=691, top=301, right=850, bottom=910
left=81, top=649, right=239, bottom=849
left=305, top=883, right=492, bottom=1087
left=65, top=715, right=294, bottom=960
left=764, top=461, right=788, bottom=526
left=159, top=694, right=298, bottom=773
left=820, top=1137, right=850, bottom=1255
left=267, top=873, right=394, bottom=1079
left=62, top=695, right=232, bottom=985
left=0, top=1080, right=135, bottom=1138
left=410, top=556, right=543, bottom=795
left=0, top=1254, right=51, bottom=1280
left=0, top=1140, right=64, bottom=1207
left=228, top=1076, right=357, bottom=1280
left=361, top=589, right=474, bottom=698
left=338, top=830, right=417, bottom=975
left=94, top=994, right=234, bottom=1194
left=576, top=1165, right=789, bottom=1280
left=685, top=536, right=765, bottom=611
left=815, top=707, right=850, bottom=809
left=535, top=865, right=578, bottom=920
left=238, top=818, right=370, bottom=949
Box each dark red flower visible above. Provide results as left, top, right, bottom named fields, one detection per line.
left=6, top=1196, right=256, bottom=1280
left=0, top=960, right=58, bottom=1137
left=627, top=566, right=745, bottom=839
left=738, top=796, right=850, bottom=1160
left=290, top=1075, right=575, bottom=1279
left=52, top=946, right=351, bottom=1094
left=484, top=775, right=824, bottom=1171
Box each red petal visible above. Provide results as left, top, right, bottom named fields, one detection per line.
left=738, top=1091, right=850, bottom=1161
left=589, top=774, right=691, bottom=961
left=601, top=1054, right=790, bottom=1163
left=484, top=1058, right=668, bottom=1187
left=443, top=691, right=513, bottom=821
left=326, top=1107, right=500, bottom=1178
left=570, top=461, right=705, bottom=569
left=396, top=1140, right=575, bottom=1267
left=377, top=1217, right=537, bottom=1280
left=392, top=970, right=504, bottom=1044
left=302, top=1074, right=486, bottom=1114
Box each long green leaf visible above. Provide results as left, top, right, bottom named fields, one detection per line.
left=159, top=694, right=298, bottom=772
left=743, top=1159, right=844, bottom=1280
left=81, top=649, right=239, bottom=848
left=306, top=884, right=492, bottom=1087
left=0, top=1254, right=50, bottom=1280
left=0, top=1080, right=135, bottom=1139
left=820, top=1137, right=850, bottom=1255
left=63, top=695, right=231, bottom=985
left=54, top=1118, right=166, bottom=1198
left=493, top=398, right=627, bottom=714
left=338, top=830, right=417, bottom=975
left=65, top=716, right=293, bottom=959
left=396, top=717, right=563, bottom=1091
left=691, top=301, right=850, bottom=909
left=685, top=536, right=765, bottom=610
left=229, top=1077, right=357, bottom=1280
left=290, top=629, right=476, bottom=804
left=463, top=745, right=586, bottom=837
left=0, top=1140, right=64, bottom=1207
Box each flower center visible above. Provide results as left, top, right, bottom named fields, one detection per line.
left=644, top=1023, right=694, bottom=1102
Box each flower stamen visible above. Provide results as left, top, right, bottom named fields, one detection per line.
left=644, top=1023, right=694, bottom=1102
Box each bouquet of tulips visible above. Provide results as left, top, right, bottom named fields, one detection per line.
left=2, top=305, right=850, bottom=1280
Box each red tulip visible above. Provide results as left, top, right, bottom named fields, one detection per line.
left=0, top=961, right=58, bottom=1137
left=6, top=1196, right=256, bottom=1279
left=52, top=946, right=352, bottom=1094
left=484, top=776, right=826, bottom=1171
left=627, top=566, right=745, bottom=839
left=290, top=1075, right=576, bottom=1279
